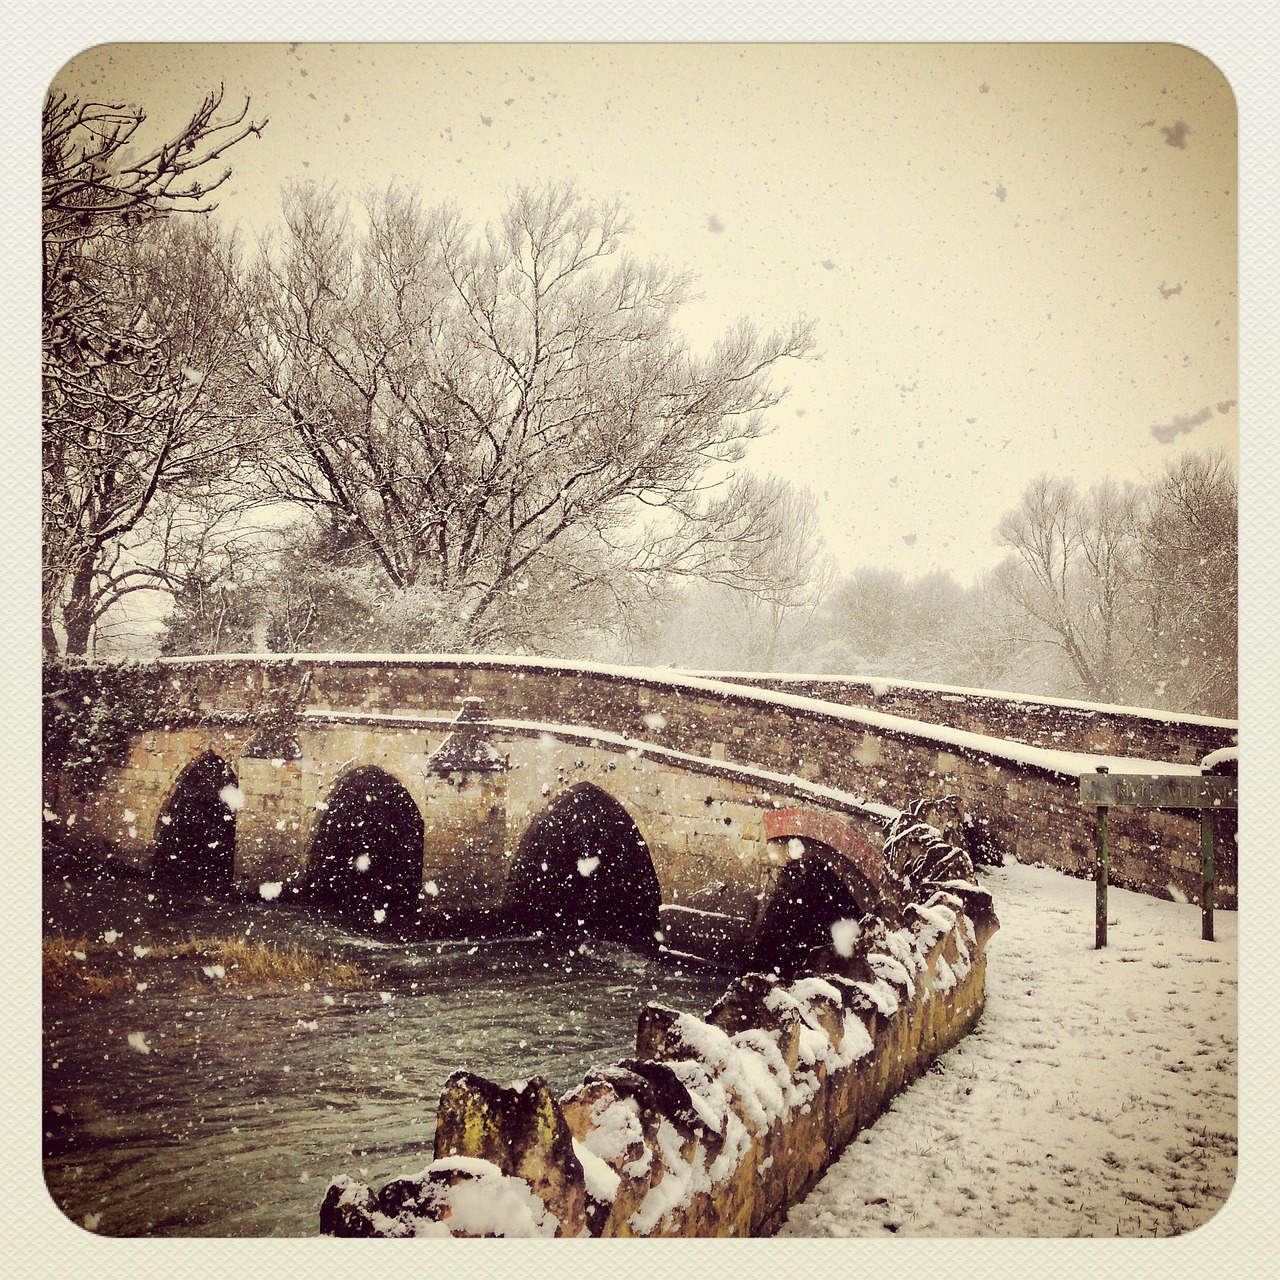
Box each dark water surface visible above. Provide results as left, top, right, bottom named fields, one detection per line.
left=43, top=864, right=729, bottom=1237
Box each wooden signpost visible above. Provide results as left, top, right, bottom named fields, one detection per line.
left=1079, top=767, right=1238, bottom=949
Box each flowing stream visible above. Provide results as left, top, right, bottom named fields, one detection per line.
left=43, top=864, right=729, bottom=1237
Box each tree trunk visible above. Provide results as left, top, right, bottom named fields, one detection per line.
left=41, top=608, right=62, bottom=658
left=60, top=559, right=98, bottom=657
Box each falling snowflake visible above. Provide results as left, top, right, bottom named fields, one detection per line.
left=259, top=882, right=283, bottom=901
left=642, top=712, right=666, bottom=731
left=373, top=908, right=387, bottom=924
left=830, top=918, right=861, bottom=957
left=102, top=930, right=120, bottom=944
left=577, top=856, right=601, bottom=878
left=218, top=785, right=246, bottom=812
left=127, top=1031, right=151, bottom=1054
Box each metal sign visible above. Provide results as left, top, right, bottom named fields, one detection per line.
left=1079, top=773, right=1237, bottom=810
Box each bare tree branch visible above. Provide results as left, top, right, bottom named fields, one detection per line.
left=242, top=180, right=816, bottom=652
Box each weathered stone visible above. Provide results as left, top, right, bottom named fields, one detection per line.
left=426, top=697, right=510, bottom=774
left=319, top=1176, right=382, bottom=1236
left=705, top=976, right=804, bottom=1075
left=705, top=972, right=786, bottom=1035
left=433, top=1071, right=586, bottom=1236
left=601, top=1058, right=709, bottom=1138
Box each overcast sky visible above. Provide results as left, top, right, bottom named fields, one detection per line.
left=52, top=41, right=1237, bottom=585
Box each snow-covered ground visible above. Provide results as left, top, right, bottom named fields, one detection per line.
left=782, top=860, right=1238, bottom=1238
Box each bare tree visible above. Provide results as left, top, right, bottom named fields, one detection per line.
left=995, top=475, right=1143, bottom=702
left=43, top=217, right=266, bottom=655
left=944, top=570, right=1052, bottom=693
left=806, top=567, right=974, bottom=681
left=625, top=478, right=832, bottom=670
left=42, top=88, right=267, bottom=655
left=1134, top=450, right=1237, bottom=715
left=715, top=478, right=834, bottom=669
left=244, top=181, right=815, bottom=652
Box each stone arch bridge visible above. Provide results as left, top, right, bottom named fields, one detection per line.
left=50, top=655, right=1237, bottom=968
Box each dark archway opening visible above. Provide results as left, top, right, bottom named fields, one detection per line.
left=152, top=753, right=238, bottom=895
left=505, top=784, right=660, bottom=946
left=306, top=767, right=425, bottom=928
left=752, top=841, right=871, bottom=977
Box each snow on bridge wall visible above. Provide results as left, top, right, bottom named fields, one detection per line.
left=54, top=654, right=1238, bottom=920
left=700, top=672, right=1235, bottom=763
left=319, top=881, right=999, bottom=1237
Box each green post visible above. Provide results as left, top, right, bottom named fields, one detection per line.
left=1095, top=804, right=1109, bottom=949
left=1094, top=766, right=1109, bottom=950
left=1201, top=809, right=1215, bottom=943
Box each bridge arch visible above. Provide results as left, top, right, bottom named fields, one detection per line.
left=306, top=764, right=425, bottom=927
left=752, top=836, right=881, bottom=977
left=152, top=751, right=239, bottom=894
left=504, top=782, right=661, bottom=946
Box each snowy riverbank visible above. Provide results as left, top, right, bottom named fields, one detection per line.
left=782, top=859, right=1237, bottom=1238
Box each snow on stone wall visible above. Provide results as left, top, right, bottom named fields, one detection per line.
left=319, top=881, right=999, bottom=1238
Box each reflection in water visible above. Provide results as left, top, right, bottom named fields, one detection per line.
left=43, top=864, right=728, bottom=1237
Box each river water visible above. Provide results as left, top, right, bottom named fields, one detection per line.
left=42, top=864, right=730, bottom=1237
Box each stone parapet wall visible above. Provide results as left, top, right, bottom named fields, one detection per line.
left=704, top=673, right=1237, bottom=762
left=320, top=882, right=998, bottom=1238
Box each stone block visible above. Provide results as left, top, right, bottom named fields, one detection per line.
left=433, top=1071, right=587, bottom=1236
